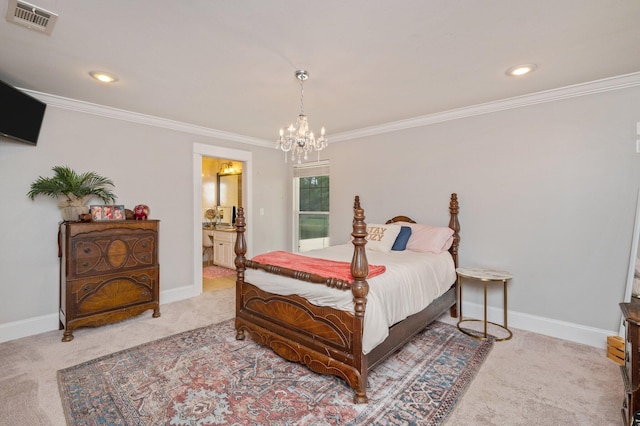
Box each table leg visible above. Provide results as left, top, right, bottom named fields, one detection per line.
left=503, top=279, right=508, bottom=329
left=483, top=281, right=488, bottom=338
left=458, top=277, right=464, bottom=321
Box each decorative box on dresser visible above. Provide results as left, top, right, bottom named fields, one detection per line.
left=58, top=220, right=160, bottom=342
left=620, top=301, right=640, bottom=425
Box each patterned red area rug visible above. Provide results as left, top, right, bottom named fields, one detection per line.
left=58, top=320, right=493, bottom=425
left=202, top=265, right=235, bottom=279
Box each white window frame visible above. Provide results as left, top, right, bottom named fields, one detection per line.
left=292, top=161, right=330, bottom=253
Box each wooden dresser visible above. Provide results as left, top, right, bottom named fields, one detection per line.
left=620, top=301, right=640, bottom=425
left=58, top=220, right=160, bottom=342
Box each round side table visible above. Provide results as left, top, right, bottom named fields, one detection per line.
left=456, top=267, right=513, bottom=341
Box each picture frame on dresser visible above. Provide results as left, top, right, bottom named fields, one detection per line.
left=90, top=205, right=126, bottom=221
left=112, top=205, right=125, bottom=220
left=90, top=205, right=104, bottom=221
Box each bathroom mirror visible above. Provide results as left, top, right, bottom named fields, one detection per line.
left=218, top=174, right=241, bottom=207
left=217, top=173, right=242, bottom=225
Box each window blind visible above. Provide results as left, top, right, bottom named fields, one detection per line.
left=293, top=161, right=330, bottom=178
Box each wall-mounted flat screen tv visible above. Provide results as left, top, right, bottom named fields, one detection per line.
left=0, top=79, right=47, bottom=145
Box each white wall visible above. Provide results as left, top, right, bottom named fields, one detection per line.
left=328, top=86, right=640, bottom=337
left=2, top=82, right=639, bottom=347
left=0, top=105, right=288, bottom=341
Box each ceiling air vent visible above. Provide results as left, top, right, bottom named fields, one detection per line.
left=6, top=0, right=58, bottom=35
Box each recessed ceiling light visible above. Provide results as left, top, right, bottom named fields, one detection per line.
left=89, top=71, right=118, bottom=83
left=506, top=64, right=537, bottom=77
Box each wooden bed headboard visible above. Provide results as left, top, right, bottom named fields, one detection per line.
left=386, top=215, right=416, bottom=224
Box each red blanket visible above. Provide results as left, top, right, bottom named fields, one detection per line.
left=251, top=251, right=386, bottom=282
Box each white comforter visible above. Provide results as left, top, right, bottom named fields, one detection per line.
left=244, top=244, right=456, bottom=354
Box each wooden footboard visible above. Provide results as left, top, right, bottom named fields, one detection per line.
left=235, top=282, right=366, bottom=397
left=234, top=194, right=460, bottom=404
left=235, top=196, right=369, bottom=402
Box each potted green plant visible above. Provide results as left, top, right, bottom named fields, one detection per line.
left=27, top=165, right=117, bottom=221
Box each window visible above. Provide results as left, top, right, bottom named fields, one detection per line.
left=293, top=162, right=329, bottom=252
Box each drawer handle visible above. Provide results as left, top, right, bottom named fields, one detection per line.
left=141, top=255, right=147, bottom=261
left=83, top=247, right=92, bottom=254
left=83, top=285, right=91, bottom=291
left=141, top=276, right=148, bottom=282
left=141, top=291, right=148, bottom=297
left=142, top=242, right=148, bottom=248
left=82, top=261, right=89, bottom=267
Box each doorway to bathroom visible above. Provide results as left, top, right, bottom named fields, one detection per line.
left=193, top=143, right=253, bottom=296
left=201, top=156, right=241, bottom=292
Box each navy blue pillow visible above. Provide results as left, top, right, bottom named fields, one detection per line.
left=391, top=226, right=412, bottom=251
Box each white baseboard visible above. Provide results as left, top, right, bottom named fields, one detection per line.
left=440, top=301, right=616, bottom=349
left=0, top=285, right=196, bottom=344
left=0, top=293, right=617, bottom=348
left=160, top=284, right=197, bottom=305
left=0, top=312, right=60, bottom=344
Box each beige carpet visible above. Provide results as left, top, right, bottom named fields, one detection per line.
left=0, top=287, right=624, bottom=425
left=440, top=314, right=623, bottom=425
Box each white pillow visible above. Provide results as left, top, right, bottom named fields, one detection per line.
left=364, top=223, right=402, bottom=253
left=397, top=221, right=455, bottom=254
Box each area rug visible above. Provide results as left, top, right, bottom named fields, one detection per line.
left=202, top=265, right=235, bottom=279
left=58, top=320, right=493, bottom=425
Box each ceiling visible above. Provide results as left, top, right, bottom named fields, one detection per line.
left=1, top=0, right=639, bottom=143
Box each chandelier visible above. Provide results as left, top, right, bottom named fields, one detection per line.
left=218, top=161, right=237, bottom=175
left=276, top=70, right=327, bottom=163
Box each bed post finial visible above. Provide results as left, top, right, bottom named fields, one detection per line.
left=351, top=194, right=369, bottom=404
left=448, top=193, right=460, bottom=267
left=448, top=193, right=460, bottom=319
left=235, top=207, right=247, bottom=340
left=235, top=207, right=247, bottom=267
left=351, top=195, right=369, bottom=319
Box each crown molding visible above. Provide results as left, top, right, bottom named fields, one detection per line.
left=21, top=90, right=274, bottom=148
left=330, top=71, right=640, bottom=142
left=23, top=71, right=640, bottom=145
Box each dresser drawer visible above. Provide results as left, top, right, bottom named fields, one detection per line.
left=74, top=240, right=101, bottom=259
left=131, top=236, right=155, bottom=261
left=70, top=268, right=158, bottom=316
left=68, top=231, right=156, bottom=278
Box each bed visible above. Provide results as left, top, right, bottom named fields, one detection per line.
left=234, top=193, right=460, bottom=403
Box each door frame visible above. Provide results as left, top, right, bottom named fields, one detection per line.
left=193, top=143, right=253, bottom=296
